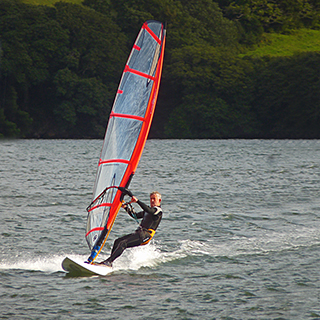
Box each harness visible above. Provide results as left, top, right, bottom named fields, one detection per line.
left=141, top=228, right=156, bottom=245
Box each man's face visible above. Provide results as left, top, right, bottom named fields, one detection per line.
left=150, top=194, right=161, bottom=207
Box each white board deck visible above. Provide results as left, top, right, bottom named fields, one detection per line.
left=62, top=257, right=112, bottom=276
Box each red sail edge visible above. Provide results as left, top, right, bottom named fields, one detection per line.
left=87, top=21, right=166, bottom=262
left=108, top=22, right=166, bottom=231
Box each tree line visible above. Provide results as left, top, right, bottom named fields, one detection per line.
left=1, top=0, right=320, bottom=139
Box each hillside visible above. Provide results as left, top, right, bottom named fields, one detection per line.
left=241, top=29, right=320, bottom=58
left=22, top=0, right=320, bottom=58
left=1, top=0, right=320, bottom=139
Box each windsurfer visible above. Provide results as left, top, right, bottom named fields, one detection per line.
left=99, top=191, right=162, bottom=267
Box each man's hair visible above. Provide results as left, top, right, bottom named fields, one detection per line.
left=150, top=191, right=161, bottom=199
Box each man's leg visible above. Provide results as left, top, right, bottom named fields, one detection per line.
left=101, top=231, right=142, bottom=266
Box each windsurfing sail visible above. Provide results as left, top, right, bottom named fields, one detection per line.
left=85, top=20, right=166, bottom=263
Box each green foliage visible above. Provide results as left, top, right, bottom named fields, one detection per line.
left=165, top=42, right=257, bottom=138
left=240, top=29, right=320, bottom=57
left=1, top=0, right=320, bottom=139
left=218, top=0, right=320, bottom=44
left=0, top=0, right=60, bottom=137
left=165, top=97, right=249, bottom=138
left=53, top=67, right=110, bottom=137
left=0, top=86, right=33, bottom=137
left=110, top=0, right=240, bottom=48
left=251, top=52, right=320, bottom=138
left=22, top=0, right=83, bottom=5
left=0, top=0, right=126, bottom=138
left=0, top=108, right=20, bottom=138
left=54, top=2, right=126, bottom=84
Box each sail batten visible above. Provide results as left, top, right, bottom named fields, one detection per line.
left=142, top=22, right=162, bottom=44
left=85, top=227, right=105, bottom=237
left=124, top=65, right=156, bottom=80
left=109, top=112, right=145, bottom=122
left=88, top=203, right=112, bottom=212
left=85, top=20, right=166, bottom=263
left=98, top=159, right=131, bottom=165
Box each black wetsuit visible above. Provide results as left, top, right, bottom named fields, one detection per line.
left=105, top=200, right=162, bottom=264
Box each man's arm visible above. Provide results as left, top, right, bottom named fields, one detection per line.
left=122, top=202, right=144, bottom=219
left=131, top=196, right=157, bottom=215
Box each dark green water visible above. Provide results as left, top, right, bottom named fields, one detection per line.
left=1, top=139, right=320, bottom=319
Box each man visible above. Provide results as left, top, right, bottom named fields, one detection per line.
left=99, top=191, right=162, bottom=267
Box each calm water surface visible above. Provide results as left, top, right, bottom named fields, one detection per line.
left=1, top=139, right=320, bottom=319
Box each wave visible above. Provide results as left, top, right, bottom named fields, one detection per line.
left=1, top=225, right=319, bottom=274
left=0, top=244, right=163, bottom=274
left=0, top=255, right=66, bottom=273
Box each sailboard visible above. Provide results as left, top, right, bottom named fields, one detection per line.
left=62, top=20, right=166, bottom=275
left=62, top=257, right=112, bottom=276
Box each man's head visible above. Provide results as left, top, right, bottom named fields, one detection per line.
left=149, top=191, right=161, bottom=207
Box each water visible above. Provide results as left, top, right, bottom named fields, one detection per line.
left=1, top=139, right=320, bottom=319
